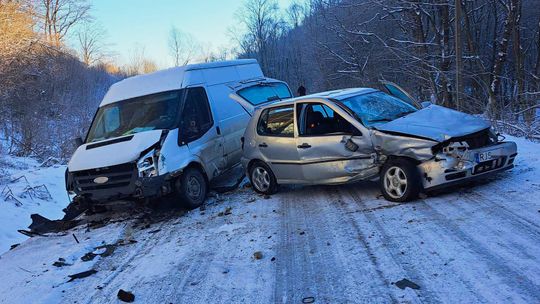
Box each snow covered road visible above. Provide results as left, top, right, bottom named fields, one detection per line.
left=0, top=136, right=539, bottom=303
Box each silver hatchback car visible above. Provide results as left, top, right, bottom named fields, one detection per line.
left=240, top=84, right=517, bottom=202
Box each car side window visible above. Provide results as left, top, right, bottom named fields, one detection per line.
left=298, top=103, right=358, bottom=136
left=180, top=87, right=213, bottom=144
left=257, top=106, right=295, bottom=137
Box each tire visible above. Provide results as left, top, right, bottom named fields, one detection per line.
left=175, top=167, right=207, bottom=209
left=379, top=158, right=422, bottom=202
left=249, top=161, right=278, bottom=195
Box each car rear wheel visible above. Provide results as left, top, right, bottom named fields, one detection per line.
left=249, top=161, right=278, bottom=195
left=175, top=167, right=207, bottom=209
left=380, top=158, right=421, bottom=202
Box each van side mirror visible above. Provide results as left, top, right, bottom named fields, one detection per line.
left=421, top=101, right=432, bottom=108
left=73, top=137, right=83, bottom=147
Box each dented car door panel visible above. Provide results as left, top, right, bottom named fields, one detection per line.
left=296, top=135, right=377, bottom=184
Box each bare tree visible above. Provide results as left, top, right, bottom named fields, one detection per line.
left=40, top=0, right=91, bottom=47
left=123, top=46, right=158, bottom=76
left=168, top=26, right=198, bottom=66
left=236, top=0, right=283, bottom=72
left=76, top=21, right=108, bottom=66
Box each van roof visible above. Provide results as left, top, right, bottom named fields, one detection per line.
left=100, top=59, right=262, bottom=106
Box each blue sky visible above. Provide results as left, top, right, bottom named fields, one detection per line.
left=84, top=0, right=294, bottom=68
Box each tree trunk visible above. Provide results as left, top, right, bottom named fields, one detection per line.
left=486, top=0, right=519, bottom=118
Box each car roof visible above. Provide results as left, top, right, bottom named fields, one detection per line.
left=257, top=87, right=378, bottom=109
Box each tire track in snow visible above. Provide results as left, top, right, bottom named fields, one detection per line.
left=342, top=186, right=442, bottom=304
left=413, top=197, right=540, bottom=302
left=273, top=186, right=395, bottom=303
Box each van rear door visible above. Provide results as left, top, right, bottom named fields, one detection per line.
left=229, top=80, right=293, bottom=115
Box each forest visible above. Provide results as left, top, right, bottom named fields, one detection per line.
left=1, top=0, right=539, bottom=160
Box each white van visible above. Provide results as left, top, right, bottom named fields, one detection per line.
left=65, top=60, right=292, bottom=208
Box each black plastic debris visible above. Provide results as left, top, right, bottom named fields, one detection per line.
left=117, top=289, right=135, bottom=302
left=394, top=278, right=421, bottom=290
left=67, top=269, right=97, bottom=282
left=81, top=244, right=117, bottom=262
left=53, top=258, right=71, bottom=268
left=24, top=214, right=80, bottom=235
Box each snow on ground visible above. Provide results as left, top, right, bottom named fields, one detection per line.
left=0, top=155, right=69, bottom=253
left=0, top=135, right=538, bottom=303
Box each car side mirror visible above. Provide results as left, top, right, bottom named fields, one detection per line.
left=73, top=137, right=83, bottom=147
left=421, top=101, right=432, bottom=108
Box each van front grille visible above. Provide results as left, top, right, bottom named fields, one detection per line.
left=72, top=163, right=136, bottom=192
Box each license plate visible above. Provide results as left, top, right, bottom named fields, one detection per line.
left=475, top=149, right=498, bottom=162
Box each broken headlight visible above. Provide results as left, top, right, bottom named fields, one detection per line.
left=137, top=149, right=159, bottom=178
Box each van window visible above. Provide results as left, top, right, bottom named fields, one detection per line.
left=297, top=103, right=358, bottom=136
left=237, top=82, right=292, bottom=105
left=257, top=106, right=295, bottom=137
left=180, top=87, right=213, bottom=143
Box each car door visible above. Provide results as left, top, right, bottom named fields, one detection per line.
left=255, top=105, right=303, bottom=182
left=379, top=81, right=422, bottom=109
left=178, top=87, right=226, bottom=179
left=295, top=102, right=375, bottom=183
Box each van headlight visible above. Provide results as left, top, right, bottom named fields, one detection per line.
left=137, top=149, right=158, bottom=178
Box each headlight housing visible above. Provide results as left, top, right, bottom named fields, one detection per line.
left=137, top=149, right=159, bottom=177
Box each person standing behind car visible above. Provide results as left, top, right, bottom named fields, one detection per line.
left=297, top=85, right=306, bottom=96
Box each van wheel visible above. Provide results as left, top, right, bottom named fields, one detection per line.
left=249, top=161, right=278, bottom=195
left=175, top=167, right=207, bottom=209
left=380, top=158, right=421, bottom=202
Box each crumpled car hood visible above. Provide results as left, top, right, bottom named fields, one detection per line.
left=374, top=105, right=490, bottom=142
left=68, top=130, right=163, bottom=172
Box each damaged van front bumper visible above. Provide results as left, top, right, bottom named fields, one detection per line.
left=419, top=141, right=517, bottom=190
left=66, top=162, right=174, bottom=203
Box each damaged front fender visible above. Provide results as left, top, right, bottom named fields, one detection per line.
left=371, top=130, right=438, bottom=161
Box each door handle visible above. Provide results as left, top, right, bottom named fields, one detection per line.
left=216, top=126, right=221, bottom=135
left=297, top=143, right=312, bottom=149
left=259, top=143, right=268, bottom=148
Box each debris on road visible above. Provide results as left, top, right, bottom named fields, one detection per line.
left=67, top=269, right=97, bottom=282
left=218, top=207, right=232, bottom=216
left=24, top=214, right=80, bottom=235
left=394, top=278, right=421, bottom=290
left=52, top=258, right=71, bottom=268
left=117, top=289, right=135, bottom=302
left=253, top=251, right=263, bottom=260
left=302, top=296, right=315, bottom=303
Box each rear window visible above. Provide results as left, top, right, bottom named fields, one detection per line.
left=237, top=82, right=292, bottom=105
left=257, top=106, right=295, bottom=137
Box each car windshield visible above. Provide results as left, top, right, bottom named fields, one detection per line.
left=341, top=91, right=417, bottom=127
left=237, top=82, right=292, bottom=105
left=86, top=90, right=181, bottom=143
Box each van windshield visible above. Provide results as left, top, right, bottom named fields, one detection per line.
left=86, top=90, right=182, bottom=143
left=237, top=82, right=292, bottom=105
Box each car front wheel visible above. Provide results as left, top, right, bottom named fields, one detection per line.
left=380, top=159, right=421, bottom=202
left=249, top=161, right=278, bottom=195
